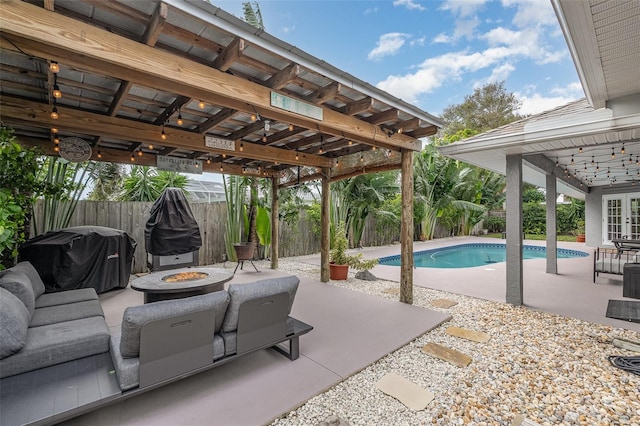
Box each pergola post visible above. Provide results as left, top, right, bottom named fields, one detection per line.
left=546, top=173, right=558, bottom=274
left=320, top=167, right=331, bottom=282
left=270, top=174, right=279, bottom=270
left=400, top=149, right=414, bottom=304
left=506, top=154, right=523, bottom=306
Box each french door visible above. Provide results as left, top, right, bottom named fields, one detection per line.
left=602, top=193, right=640, bottom=245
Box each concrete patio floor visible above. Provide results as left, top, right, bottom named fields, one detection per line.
left=64, top=269, right=450, bottom=426
left=298, top=236, right=639, bottom=332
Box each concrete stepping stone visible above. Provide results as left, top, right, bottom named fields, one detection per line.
left=446, top=326, right=490, bottom=343
left=375, top=373, right=434, bottom=410
left=382, top=287, right=400, bottom=295
left=431, top=298, right=458, bottom=308
left=421, top=342, right=472, bottom=367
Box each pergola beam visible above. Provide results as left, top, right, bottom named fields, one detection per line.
left=1, top=97, right=333, bottom=168
left=0, top=1, right=422, bottom=151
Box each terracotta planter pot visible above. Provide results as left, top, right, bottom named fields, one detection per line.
left=233, top=243, right=255, bottom=260
left=329, top=262, right=349, bottom=280
left=576, top=234, right=586, bottom=243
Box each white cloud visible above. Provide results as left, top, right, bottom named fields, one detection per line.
left=432, top=33, right=453, bottom=44
left=501, top=0, right=557, bottom=28
left=515, top=83, right=584, bottom=115
left=368, top=33, right=409, bottom=61
left=453, top=17, right=480, bottom=40
left=479, top=27, right=566, bottom=65
left=487, top=62, right=516, bottom=83
left=364, top=7, right=378, bottom=15
left=393, top=0, right=427, bottom=12
left=281, top=25, right=295, bottom=34
left=410, top=36, right=426, bottom=47
left=440, top=0, right=488, bottom=18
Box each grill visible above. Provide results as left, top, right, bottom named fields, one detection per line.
left=145, top=188, right=202, bottom=272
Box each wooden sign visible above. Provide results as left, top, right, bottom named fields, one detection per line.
left=157, top=155, right=202, bottom=174
left=271, top=92, right=323, bottom=121
left=204, top=135, right=235, bottom=151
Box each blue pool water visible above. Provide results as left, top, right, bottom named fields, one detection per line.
left=378, top=243, right=589, bottom=269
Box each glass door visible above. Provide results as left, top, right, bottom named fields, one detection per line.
left=602, top=193, right=640, bottom=245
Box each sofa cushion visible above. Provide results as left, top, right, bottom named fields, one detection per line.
left=0, top=316, right=110, bottom=378
left=0, top=269, right=35, bottom=317
left=10, top=261, right=46, bottom=298
left=222, top=276, right=299, bottom=333
left=120, top=290, right=230, bottom=358
left=0, top=288, right=30, bottom=359
left=110, top=332, right=226, bottom=391
left=30, top=300, right=104, bottom=327
left=220, top=331, right=237, bottom=356
left=35, top=288, right=98, bottom=308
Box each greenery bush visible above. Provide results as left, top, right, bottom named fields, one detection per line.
left=483, top=216, right=505, bottom=233
left=522, top=203, right=546, bottom=234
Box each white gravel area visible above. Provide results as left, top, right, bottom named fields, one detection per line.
left=257, top=257, right=640, bottom=426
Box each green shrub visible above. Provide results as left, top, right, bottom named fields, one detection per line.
left=522, top=203, right=546, bottom=234
left=484, top=216, right=505, bottom=233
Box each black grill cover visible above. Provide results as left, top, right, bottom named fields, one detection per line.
left=19, top=226, right=136, bottom=293
left=145, top=188, right=202, bottom=256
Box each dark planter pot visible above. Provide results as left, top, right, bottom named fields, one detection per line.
left=233, top=243, right=255, bottom=260
left=329, top=262, right=349, bottom=280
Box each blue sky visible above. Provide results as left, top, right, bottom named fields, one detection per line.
left=213, top=0, right=585, bottom=117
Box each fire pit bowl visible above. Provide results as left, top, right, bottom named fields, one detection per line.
left=131, top=267, right=233, bottom=303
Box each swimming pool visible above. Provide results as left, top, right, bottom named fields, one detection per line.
left=378, top=243, right=589, bottom=269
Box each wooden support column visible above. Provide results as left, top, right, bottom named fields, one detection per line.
left=506, top=154, right=523, bottom=306
left=320, top=167, right=331, bottom=282
left=546, top=173, right=558, bottom=274
left=270, top=174, right=279, bottom=270
left=400, top=149, right=414, bottom=304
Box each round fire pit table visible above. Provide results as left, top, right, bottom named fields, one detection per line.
left=131, top=267, right=234, bottom=303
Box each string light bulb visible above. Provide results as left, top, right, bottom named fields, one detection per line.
left=591, top=156, right=595, bottom=165
left=52, top=80, right=62, bottom=99
left=289, top=123, right=294, bottom=131
left=148, top=143, right=154, bottom=150
left=161, top=125, right=166, bottom=140
left=49, top=61, right=60, bottom=73
left=53, top=145, right=59, bottom=152
left=262, top=133, right=267, bottom=143
left=177, top=110, right=183, bottom=126
left=372, top=146, right=377, bottom=151
left=51, top=105, right=59, bottom=120
left=137, top=149, right=143, bottom=157
left=97, top=150, right=102, bottom=159
left=53, top=133, right=59, bottom=144
left=206, top=158, right=211, bottom=164
left=578, top=147, right=583, bottom=153
left=571, top=155, right=574, bottom=165
left=239, top=142, right=244, bottom=152
left=250, top=113, right=257, bottom=122
left=295, top=151, right=299, bottom=160
left=198, top=100, right=205, bottom=109
left=612, top=148, right=615, bottom=159
left=360, top=154, right=364, bottom=162
left=130, top=154, right=135, bottom=162
left=622, top=145, right=625, bottom=154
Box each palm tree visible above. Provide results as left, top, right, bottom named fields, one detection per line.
left=87, top=162, right=123, bottom=201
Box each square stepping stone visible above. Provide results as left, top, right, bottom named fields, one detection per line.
left=421, top=342, right=472, bottom=367
left=445, top=326, right=490, bottom=343
left=382, top=287, right=400, bottom=295
left=431, top=298, right=458, bottom=308
left=375, top=373, right=434, bottom=410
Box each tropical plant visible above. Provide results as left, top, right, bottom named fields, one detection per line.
left=330, top=222, right=377, bottom=271
left=242, top=1, right=264, bottom=29
left=119, top=166, right=188, bottom=201
left=32, top=157, right=96, bottom=235
left=87, top=162, right=124, bottom=201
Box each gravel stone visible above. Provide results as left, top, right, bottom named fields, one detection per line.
left=223, top=257, right=640, bottom=426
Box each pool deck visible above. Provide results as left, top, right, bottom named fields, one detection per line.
left=298, top=236, right=640, bottom=332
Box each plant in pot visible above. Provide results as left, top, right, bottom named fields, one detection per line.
left=573, top=219, right=586, bottom=243
left=329, top=223, right=378, bottom=280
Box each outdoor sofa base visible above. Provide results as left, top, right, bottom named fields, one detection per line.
left=593, top=247, right=639, bottom=282
left=0, top=274, right=312, bottom=426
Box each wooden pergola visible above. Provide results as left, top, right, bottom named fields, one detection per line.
left=0, top=0, right=441, bottom=303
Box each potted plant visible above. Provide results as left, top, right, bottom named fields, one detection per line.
left=574, top=219, right=586, bottom=243
left=329, top=223, right=378, bottom=280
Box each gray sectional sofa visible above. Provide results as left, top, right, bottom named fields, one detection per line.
left=0, top=262, right=110, bottom=378
left=0, top=261, right=312, bottom=426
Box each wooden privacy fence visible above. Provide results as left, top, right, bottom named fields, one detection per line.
left=31, top=200, right=401, bottom=273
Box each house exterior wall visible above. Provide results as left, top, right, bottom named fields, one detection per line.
left=585, top=185, right=639, bottom=247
